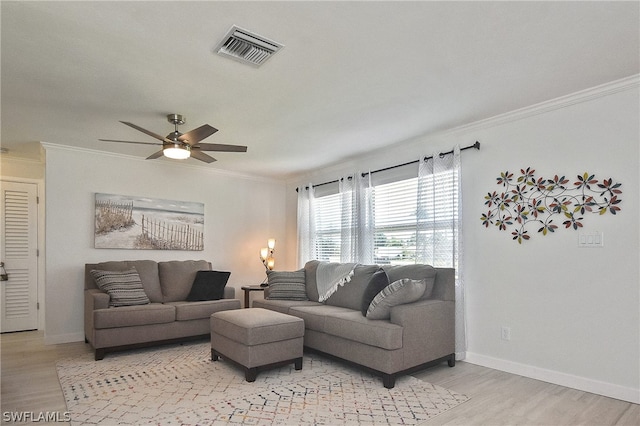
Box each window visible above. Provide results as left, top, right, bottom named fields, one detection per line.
left=373, top=177, right=419, bottom=265
left=314, top=192, right=342, bottom=262
left=311, top=167, right=458, bottom=267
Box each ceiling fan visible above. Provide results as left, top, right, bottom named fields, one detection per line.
left=99, top=114, right=247, bottom=163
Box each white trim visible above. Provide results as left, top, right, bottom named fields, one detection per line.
left=40, top=142, right=283, bottom=185
left=445, top=74, right=640, bottom=136
left=44, top=332, right=85, bottom=345
left=465, top=351, right=640, bottom=404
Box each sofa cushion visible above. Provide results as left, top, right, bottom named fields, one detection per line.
left=88, top=260, right=163, bottom=303
left=289, top=305, right=354, bottom=333
left=186, top=270, right=230, bottom=301
left=366, top=278, right=427, bottom=320
left=169, top=299, right=241, bottom=321
left=361, top=268, right=390, bottom=316
left=90, top=268, right=150, bottom=307
left=266, top=270, right=308, bottom=300
left=382, top=264, right=436, bottom=300
left=324, top=311, right=403, bottom=350
left=93, top=303, right=175, bottom=329
left=252, top=298, right=321, bottom=315
left=158, top=260, right=211, bottom=302
left=325, top=264, right=379, bottom=310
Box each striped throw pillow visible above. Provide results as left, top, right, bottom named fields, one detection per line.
left=266, top=270, right=308, bottom=301
left=90, top=268, right=150, bottom=307
left=366, top=278, right=426, bottom=320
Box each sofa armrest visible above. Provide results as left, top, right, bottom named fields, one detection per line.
left=389, top=299, right=455, bottom=368
left=84, top=289, right=110, bottom=343
left=223, top=286, right=235, bottom=299
left=86, top=288, right=109, bottom=310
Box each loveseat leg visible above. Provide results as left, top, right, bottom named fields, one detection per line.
left=211, top=349, right=219, bottom=361
left=245, top=367, right=257, bottom=382
left=447, top=354, right=456, bottom=367
left=382, top=373, right=396, bottom=389
left=95, top=349, right=105, bottom=361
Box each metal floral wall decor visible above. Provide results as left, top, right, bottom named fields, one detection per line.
left=481, top=168, right=622, bottom=243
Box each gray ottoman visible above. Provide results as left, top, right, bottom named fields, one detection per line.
left=210, top=307, right=304, bottom=382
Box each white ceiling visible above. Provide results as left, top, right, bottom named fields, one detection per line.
left=2, top=1, right=638, bottom=179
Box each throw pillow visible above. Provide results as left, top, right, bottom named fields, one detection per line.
left=266, top=270, right=308, bottom=300
left=366, top=278, right=427, bottom=320
left=90, top=268, right=150, bottom=307
left=186, top=270, right=231, bottom=301
left=360, top=268, right=390, bottom=316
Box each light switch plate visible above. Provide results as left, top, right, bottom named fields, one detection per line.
left=578, top=231, right=604, bottom=248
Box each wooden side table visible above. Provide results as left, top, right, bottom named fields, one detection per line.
left=240, top=285, right=266, bottom=308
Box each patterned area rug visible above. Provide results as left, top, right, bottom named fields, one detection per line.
left=57, top=341, right=468, bottom=425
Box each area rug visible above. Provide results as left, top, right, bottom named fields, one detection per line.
left=57, top=341, right=469, bottom=425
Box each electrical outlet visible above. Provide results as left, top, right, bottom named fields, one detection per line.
left=501, top=326, right=511, bottom=341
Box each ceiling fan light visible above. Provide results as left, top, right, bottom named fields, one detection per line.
left=163, top=144, right=191, bottom=160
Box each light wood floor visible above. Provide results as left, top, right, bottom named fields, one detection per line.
left=1, top=330, right=638, bottom=425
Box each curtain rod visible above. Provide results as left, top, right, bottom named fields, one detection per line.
left=297, top=141, right=480, bottom=192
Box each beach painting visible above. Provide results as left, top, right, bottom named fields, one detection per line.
left=94, top=193, right=204, bottom=250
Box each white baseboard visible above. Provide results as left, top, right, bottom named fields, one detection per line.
left=465, top=352, right=640, bottom=404
left=44, top=332, right=85, bottom=345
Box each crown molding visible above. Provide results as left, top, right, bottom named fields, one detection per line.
left=40, top=142, right=284, bottom=185
left=443, top=74, right=639, bottom=136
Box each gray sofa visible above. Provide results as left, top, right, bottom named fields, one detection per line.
left=84, top=260, right=240, bottom=360
left=253, top=260, right=455, bottom=388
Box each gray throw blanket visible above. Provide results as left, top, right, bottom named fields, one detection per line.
left=316, top=262, right=357, bottom=302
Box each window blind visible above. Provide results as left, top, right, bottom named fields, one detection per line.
left=312, top=169, right=458, bottom=267
left=314, top=192, right=342, bottom=262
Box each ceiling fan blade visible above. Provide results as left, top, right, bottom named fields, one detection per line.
left=99, top=139, right=162, bottom=146
left=146, top=150, right=164, bottom=160
left=195, top=143, right=247, bottom=152
left=190, top=150, right=217, bottom=163
left=120, top=121, right=172, bottom=143
left=178, top=124, right=218, bottom=145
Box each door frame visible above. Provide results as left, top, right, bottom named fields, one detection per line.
left=0, top=177, right=45, bottom=330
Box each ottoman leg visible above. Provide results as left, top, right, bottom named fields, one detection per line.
left=211, top=349, right=219, bottom=361
left=245, top=367, right=258, bottom=382
left=294, top=357, right=303, bottom=370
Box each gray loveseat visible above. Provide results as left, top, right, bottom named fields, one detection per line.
left=253, top=260, right=455, bottom=388
left=84, top=260, right=240, bottom=360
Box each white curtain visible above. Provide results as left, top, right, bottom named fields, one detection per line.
left=296, top=184, right=316, bottom=268
left=338, top=173, right=374, bottom=263
left=417, top=146, right=466, bottom=359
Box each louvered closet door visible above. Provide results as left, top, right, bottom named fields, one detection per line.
left=1, top=181, right=38, bottom=332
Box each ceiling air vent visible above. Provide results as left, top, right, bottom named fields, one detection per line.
left=215, top=26, right=283, bottom=67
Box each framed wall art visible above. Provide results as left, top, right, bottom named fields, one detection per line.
left=94, top=193, right=204, bottom=250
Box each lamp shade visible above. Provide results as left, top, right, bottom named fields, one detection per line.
left=164, top=144, right=191, bottom=159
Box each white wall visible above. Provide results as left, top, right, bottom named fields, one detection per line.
left=43, top=146, right=288, bottom=343
left=286, top=77, right=639, bottom=403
